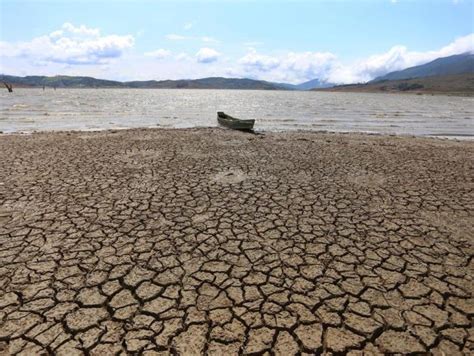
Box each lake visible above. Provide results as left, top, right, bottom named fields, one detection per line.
left=1, top=89, right=473, bottom=138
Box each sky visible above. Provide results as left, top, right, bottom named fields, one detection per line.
left=0, top=0, right=473, bottom=84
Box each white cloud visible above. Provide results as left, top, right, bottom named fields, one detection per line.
left=184, top=22, right=194, bottom=30
left=332, top=46, right=412, bottom=83
left=283, top=52, right=337, bottom=79
left=195, top=48, right=221, bottom=63
left=238, top=50, right=337, bottom=83
left=432, top=33, right=474, bottom=57
left=62, top=22, right=100, bottom=37
left=165, top=33, right=219, bottom=44
left=329, top=33, right=474, bottom=83
left=0, top=23, right=134, bottom=65
left=239, top=50, right=280, bottom=71
left=235, top=33, right=474, bottom=84
left=175, top=52, right=191, bottom=61
left=165, top=34, right=189, bottom=41
left=144, top=49, right=172, bottom=59
left=201, top=36, right=219, bottom=44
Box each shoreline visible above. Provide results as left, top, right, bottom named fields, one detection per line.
left=2, top=126, right=474, bottom=142
left=5, top=86, right=474, bottom=96
left=314, top=88, right=474, bottom=97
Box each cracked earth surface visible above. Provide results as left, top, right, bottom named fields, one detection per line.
left=0, top=128, right=473, bottom=355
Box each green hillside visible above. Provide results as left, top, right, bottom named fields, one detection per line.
left=372, top=53, right=474, bottom=82
left=315, top=73, right=474, bottom=96
left=0, top=75, right=285, bottom=90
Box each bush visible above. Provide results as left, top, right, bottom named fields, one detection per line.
left=396, top=82, right=424, bottom=91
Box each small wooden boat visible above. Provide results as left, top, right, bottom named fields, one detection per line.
left=217, top=112, right=255, bottom=131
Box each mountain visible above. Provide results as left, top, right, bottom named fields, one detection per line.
left=371, top=53, right=474, bottom=82
left=0, top=75, right=124, bottom=88
left=125, top=77, right=281, bottom=90
left=270, top=78, right=335, bottom=90
left=0, top=74, right=338, bottom=91
left=0, top=75, right=285, bottom=90
left=294, top=78, right=334, bottom=90
left=314, top=73, right=474, bottom=96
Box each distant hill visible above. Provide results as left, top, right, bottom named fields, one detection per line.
left=270, top=78, right=335, bottom=90
left=315, top=73, right=474, bottom=96
left=294, top=78, right=334, bottom=90
left=125, top=77, right=282, bottom=90
left=0, top=75, right=286, bottom=90
left=0, top=75, right=124, bottom=88
left=371, top=53, right=474, bottom=82
left=0, top=74, right=338, bottom=91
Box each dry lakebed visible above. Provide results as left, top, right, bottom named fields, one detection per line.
left=0, top=128, right=473, bottom=355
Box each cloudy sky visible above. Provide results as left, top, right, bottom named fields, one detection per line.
left=0, top=0, right=473, bottom=84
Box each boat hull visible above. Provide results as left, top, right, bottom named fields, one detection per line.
left=217, top=112, right=255, bottom=131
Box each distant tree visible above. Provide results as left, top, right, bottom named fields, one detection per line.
left=3, top=82, right=13, bottom=92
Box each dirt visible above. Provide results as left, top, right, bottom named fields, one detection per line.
left=0, top=127, right=473, bottom=354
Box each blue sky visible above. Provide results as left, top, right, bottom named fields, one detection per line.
left=1, top=0, right=473, bottom=83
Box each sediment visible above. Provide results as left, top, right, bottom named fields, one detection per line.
left=0, top=128, right=473, bottom=354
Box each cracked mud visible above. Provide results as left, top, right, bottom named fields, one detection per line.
left=0, top=128, right=473, bottom=355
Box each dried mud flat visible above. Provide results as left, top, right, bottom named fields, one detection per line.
left=0, top=128, right=473, bottom=355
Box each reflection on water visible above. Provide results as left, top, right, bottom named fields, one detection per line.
left=0, top=88, right=473, bottom=138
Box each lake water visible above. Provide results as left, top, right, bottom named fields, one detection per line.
left=1, top=89, right=473, bottom=138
